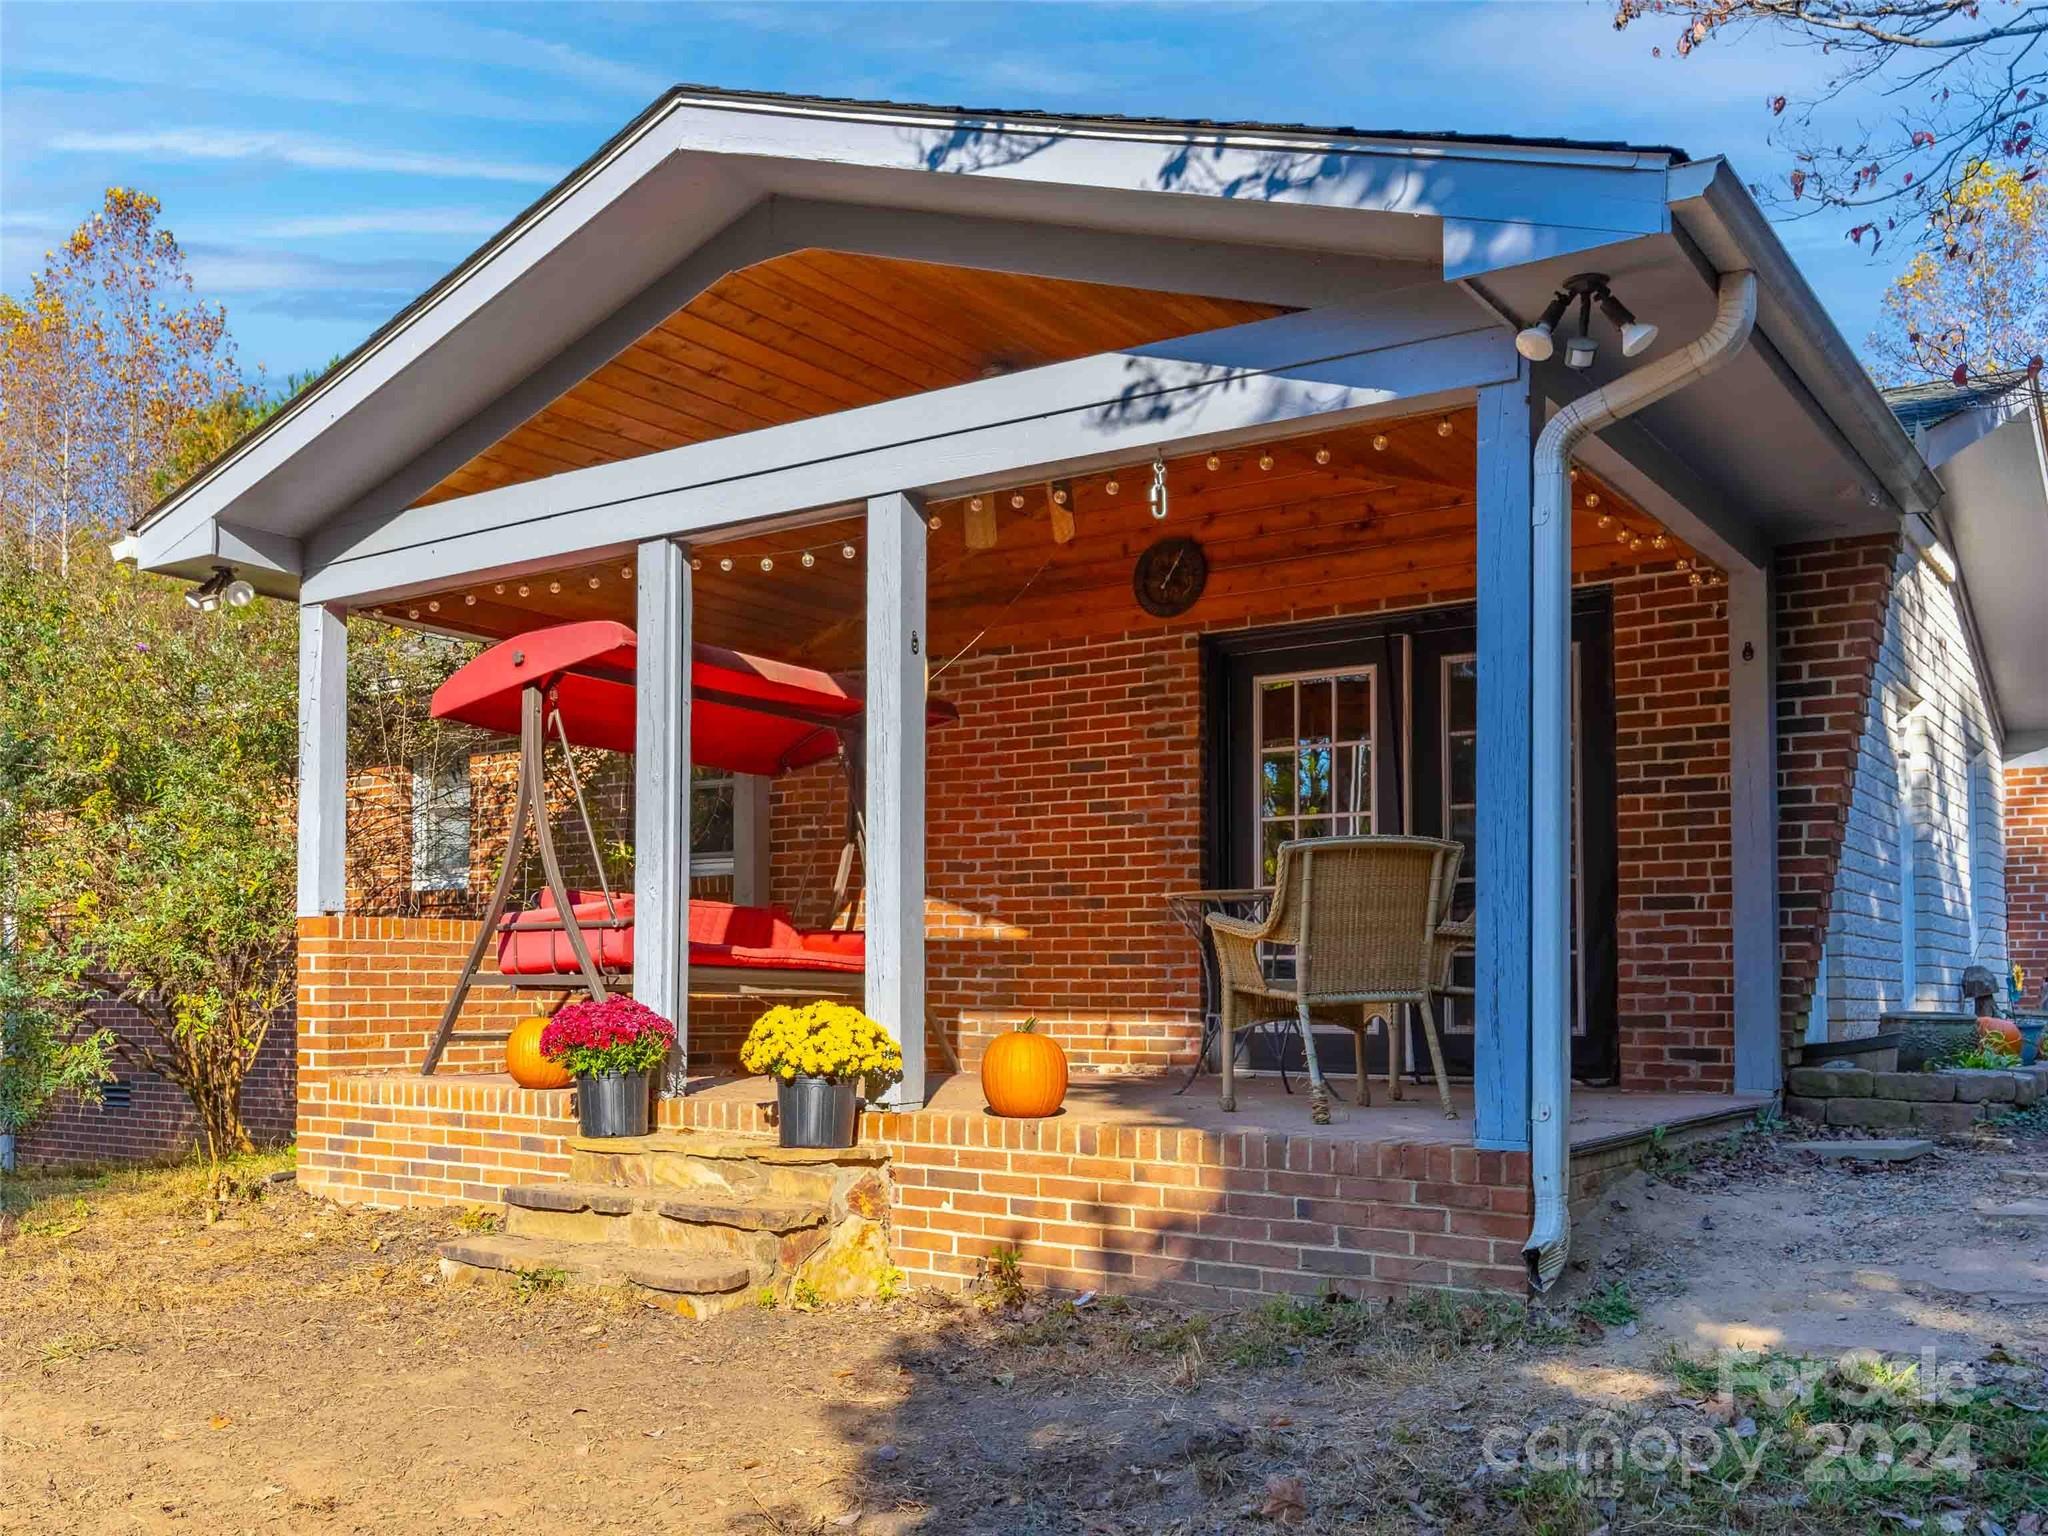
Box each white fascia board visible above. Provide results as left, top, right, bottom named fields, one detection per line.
left=656, top=96, right=1675, bottom=254
left=138, top=93, right=1679, bottom=581
left=133, top=109, right=701, bottom=566
left=303, top=292, right=1516, bottom=605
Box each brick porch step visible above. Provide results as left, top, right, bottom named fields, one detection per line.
left=438, top=1233, right=752, bottom=1316
left=505, top=1180, right=828, bottom=1232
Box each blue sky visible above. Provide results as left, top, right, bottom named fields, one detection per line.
left=2, top=1, right=1885, bottom=383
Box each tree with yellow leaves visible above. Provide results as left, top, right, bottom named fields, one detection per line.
left=0, top=188, right=239, bottom=575
left=1871, top=164, right=2048, bottom=383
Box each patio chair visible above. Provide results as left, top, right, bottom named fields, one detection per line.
left=1206, top=835, right=1469, bottom=1126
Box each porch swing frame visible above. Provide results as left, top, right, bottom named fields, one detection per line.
left=418, top=627, right=927, bottom=1076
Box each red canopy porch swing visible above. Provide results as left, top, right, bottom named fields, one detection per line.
left=418, top=619, right=957, bottom=1075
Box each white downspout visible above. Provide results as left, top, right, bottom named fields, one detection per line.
left=1524, top=269, right=1758, bottom=1291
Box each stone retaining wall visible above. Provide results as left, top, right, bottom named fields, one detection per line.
left=1784, top=1064, right=2046, bottom=1132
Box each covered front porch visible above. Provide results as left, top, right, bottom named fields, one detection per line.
left=129, top=90, right=1933, bottom=1293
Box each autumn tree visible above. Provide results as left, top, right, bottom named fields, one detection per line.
left=1614, top=0, right=2048, bottom=236
left=1872, top=164, right=2048, bottom=380
left=0, top=188, right=239, bottom=572
left=0, top=193, right=296, bottom=1161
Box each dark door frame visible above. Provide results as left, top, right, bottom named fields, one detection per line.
left=1199, top=592, right=1619, bottom=1082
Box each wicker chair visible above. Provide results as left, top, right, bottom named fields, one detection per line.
left=1205, top=835, right=1470, bottom=1126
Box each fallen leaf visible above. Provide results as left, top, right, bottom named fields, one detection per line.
left=207, top=1415, right=232, bottom=1431
left=1258, top=1472, right=1308, bottom=1526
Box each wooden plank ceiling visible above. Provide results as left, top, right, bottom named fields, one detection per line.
left=376, top=411, right=1711, bottom=669
left=418, top=249, right=1288, bottom=506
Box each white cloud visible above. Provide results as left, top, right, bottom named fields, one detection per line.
left=250, top=208, right=509, bottom=239
left=46, top=129, right=561, bottom=185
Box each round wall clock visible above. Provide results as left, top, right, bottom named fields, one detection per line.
left=1133, top=536, right=1208, bottom=619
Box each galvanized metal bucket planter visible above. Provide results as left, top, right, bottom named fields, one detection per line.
left=577, top=1071, right=651, bottom=1138
left=777, top=1075, right=858, bottom=1149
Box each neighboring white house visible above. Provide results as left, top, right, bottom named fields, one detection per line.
left=1807, top=371, right=2048, bottom=1040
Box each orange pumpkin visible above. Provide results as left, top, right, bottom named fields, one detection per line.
left=981, top=1018, right=1068, bottom=1118
left=1979, top=1016, right=2023, bottom=1057
left=507, top=1014, right=572, bottom=1089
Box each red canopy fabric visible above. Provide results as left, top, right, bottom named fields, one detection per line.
left=429, top=619, right=957, bottom=776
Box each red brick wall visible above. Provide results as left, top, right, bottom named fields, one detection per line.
left=1772, top=536, right=1900, bottom=1059
left=299, top=1070, right=1535, bottom=1299
left=703, top=576, right=1750, bottom=1083
left=1612, top=574, right=1734, bottom=1090
left=17, top=997, right=296, bottom=1167
left=2004, top=764, right=2048, bottom=993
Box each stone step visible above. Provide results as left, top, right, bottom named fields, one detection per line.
left=1996, top=1167, right=2048, bottom=1188
left=1971, top=1198, right=2048, bottom=1221
left=568, top=1129, right=884, bottom=1205
left=506, top=1180, right=828, bottom=1231
left=1786, top=1138, right=1932, bottom=1163
left=438, top=1234, right=752, bottom=1317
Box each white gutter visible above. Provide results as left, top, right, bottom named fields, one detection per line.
left=1524, top=268, right=1758, bottom=1291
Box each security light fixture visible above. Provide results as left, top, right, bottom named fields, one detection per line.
left=185, top=564, right=254, bottom=613
left=1516, top=274, right=1657, bottom=370
left=1514, top=290, right=1573, bottom=362
left=1597, top=289, right=1659, bottom=358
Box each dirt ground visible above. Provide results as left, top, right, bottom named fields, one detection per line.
left=4, top=1116, right=2046, bottom=1536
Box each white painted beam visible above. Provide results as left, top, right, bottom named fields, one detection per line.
left=635, top=540, right=692, bottom=1091
left=295, top=603, right=348, bottom=918
left=865, top=492, right=928, bottom=1108
left=302, top=296, right=1515, bottom=604
left=1727, top=565, right=1782, bottom=1092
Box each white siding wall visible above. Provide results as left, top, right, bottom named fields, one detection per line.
left=1816, top=543, right=2007, bottom=1038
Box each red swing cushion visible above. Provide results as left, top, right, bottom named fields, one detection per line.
left=496, top=891, right=865, bottom=976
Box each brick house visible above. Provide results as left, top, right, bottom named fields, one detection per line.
left=118, top=88, right=2030, bottom=1299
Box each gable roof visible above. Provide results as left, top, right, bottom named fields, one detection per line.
left=1885, top=368, right=2043, bottom=434
left=128, top=82, right=1935, bottom=595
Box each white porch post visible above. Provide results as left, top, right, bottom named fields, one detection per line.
left=635, top=539, right=692, bottom=1091
left=296, top=602, right=348, bottom=918
left=1727, top=564, right=1782, bottom=1092
left=865, top=491, right=927, bottom=1108
left=1473, top=371, right=1537, bottom=1151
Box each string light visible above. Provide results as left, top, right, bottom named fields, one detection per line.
left=928, top=515, right=941, bottom=531
left=494, top=583, right=506, bottom=595
left=1009, top=492, right=1025, bottom=509
left=842, top=544, right=856, bottom=560
left=1148, top=454, right=1169, bottom=521
left=1050, top=483, right=1069, bottom=506
left=691, top=557, right=703, bottom=571
left=621, top=565, right=633, bottom=580
left=427, top=600, right=440, bottom=612
left=1651, top=534, right=1668, bottom=550
left=1372, top=434, right=1389, bottom=452
left=1436, top=417, right=1453, bottom=438
left=801, top=550, right=816, bottom=568
left=969, top=496, right=984, bottom=513
left=1258, top=452, right=1274, bottom=471
left=517, top=584, right=530, bottom=597
left=407, top=608, right=419, bottom=619
left=548, top=580, right=561, bottom=594
left=588, top=576, right=600, bottom=588
left=1585, top=492, right=1601, bottom=509
left=719, top=557, right=734, bottom=572
left=760, top=556, right=774, bottom=572
left=1597, top=514, right=1612, bottom=529
left=1314, top=446, right=1331, bottom=465
left=464, top=595, right=476, bottom=606
left=1105, top=477, right=1120, bottom=495
left=1205, top=454, right=1221, bottom=471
